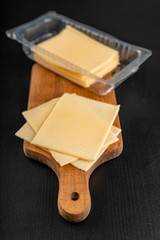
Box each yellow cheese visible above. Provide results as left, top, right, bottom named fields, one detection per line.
left=51, top=129, right=119, bottom=169
left=22, top=97, right=121, bottom=142
left=17, top=95, right=120, bottom=168
left=32, top=25, right=119, bottom=87
left=71, top=130, right=119, bottom=171
left=15, top=122, right=78, bottom=166
left=15, top=122, right=35, bottom=142
left=21, top=96, right=120, bottom=165
left=111, top=125, right=121, bottom=136
left=15, top=123, right=75, bottom=166
left=31, top=93, right=120, bottom=160
left=49, top=151, right=78, bottom=166
left=97, top=131, right=119, bottom=156
left=34, top=51, right=119, bottom=87
left=35, top=25, right=119, bottom=72
left=15, top=121, right=119, bottom=168
left=22, top=98, right=58, bottom=132
left=34, top=52, right=96, bottom=87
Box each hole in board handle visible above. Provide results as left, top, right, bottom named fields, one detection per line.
left=70, top=192, right=80, bottom=201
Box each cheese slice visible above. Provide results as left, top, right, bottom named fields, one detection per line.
left=49, top=151, right=78, bottom=166
left=15, top=122, right=119, bottom=167
left=15, top=122, right=77, bottom=166
left=15, top=122, right=35, bottom=142
left=111, top=125, right=121, bottom=136
left=34, top=51, right=119, bottom=87
left=19, top=95, right=121, bottom=166
left=53, top=129, right=119, bottom=168
left=34, top=52, right=96, bottom=87
left=71, top=130, right=119, bottom=171
left=22, top=98, right=59, bottom=132
left=33, top=25, right=119, bottom=87
left=16, top=123, right=120, bottom=167
left=22, top=97, right=121, bottom=142
left=22, top=97, right=121, bottom=143
left=31, top=93, right=120, bottom=160
left=97, top=131, right=119, bottom=157
left=34, top=25, right=119, bottom=73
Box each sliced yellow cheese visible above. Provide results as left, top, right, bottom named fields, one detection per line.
left=97, top=131, right=119, bottom=157
left=32, top=25, right=119, bottom=87
left=34, top=52, right=96, bottom=87
left=22, top=98, right=59, bottom=132
left=15, top=121, right=119, bottom=168
left=34, top=51, right=119, bottom=88
left=19, top=96, right=121, bottom=167
left=49, top=151, right=78, bottom=166
left=15, top=122, right=35, bottom=142
left=111, top=125, right=121, bottom=136
left=71, top=130, right=119, bottom=171
left=15, top=123, right=73, bottom=166
left=31, top=93, right=120, bottom=160
left=35, top=25, right=119, bottom=73
left=21, top=97, right=121, bottom=166
left=22, top=96, right=121, bottom=144
left=15, top=122, right=77, bottom=166
left=71, top=159, right=95, bottom=172
left=22, top=96, right=121, bottom=141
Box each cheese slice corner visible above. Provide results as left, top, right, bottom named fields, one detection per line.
left=49, top=151, right=78, bottom=166
left=15, top=122, right=35, bottom=143
left=22, top=97, right=59, bottom=132
left=71, top=129, right=119, bottom=172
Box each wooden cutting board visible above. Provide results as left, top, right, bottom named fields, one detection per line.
left=23, top=64, right=123, bottom=222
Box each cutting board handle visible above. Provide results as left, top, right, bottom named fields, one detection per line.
left=57, top=168, right=91, bottom=222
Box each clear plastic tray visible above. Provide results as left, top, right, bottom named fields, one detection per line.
left=6, top=11, right=152, bottom=95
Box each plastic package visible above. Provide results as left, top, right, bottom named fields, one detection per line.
left=6, top=11, right=152, bottom=95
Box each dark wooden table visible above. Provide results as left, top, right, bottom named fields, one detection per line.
left=1, top=0, right=160, bottom=239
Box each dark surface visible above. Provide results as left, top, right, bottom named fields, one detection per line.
left=0, top=0, right=160, bottom=239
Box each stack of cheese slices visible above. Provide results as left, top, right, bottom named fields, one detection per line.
left=15, top=93, right=121, bottom=171
left=32, top=25, right=119, bottom=88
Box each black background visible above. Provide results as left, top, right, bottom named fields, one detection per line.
left=1, top=0, right=160, bottom=239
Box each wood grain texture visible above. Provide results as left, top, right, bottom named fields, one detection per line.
left=23, top=64, right=123, bottom=222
